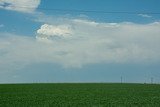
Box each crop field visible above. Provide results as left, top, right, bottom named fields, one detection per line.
left=0, top=83, right=160, bottom=107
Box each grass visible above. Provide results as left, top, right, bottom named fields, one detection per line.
left=0, top=83, right=160, bottom=107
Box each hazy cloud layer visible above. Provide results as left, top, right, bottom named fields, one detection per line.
left=0, top=19, right=160, bottom=71
left=0, top=0, right=40, bottom=13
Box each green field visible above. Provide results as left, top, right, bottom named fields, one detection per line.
left=0, top=83, right=160, bottom=107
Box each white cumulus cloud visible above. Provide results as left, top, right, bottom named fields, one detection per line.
left=36, top=24, right=73, bottom=42
left=0, top=0, right=40, bottom=13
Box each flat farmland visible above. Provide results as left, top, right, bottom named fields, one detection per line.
left=0, top=83, right=160, bottom=107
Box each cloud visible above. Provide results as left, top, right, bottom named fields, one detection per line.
left=138, top=14, right=152, bottom=18
left=36, top=24, right=73, bottom=42
left=0, top=0, right=40, bottom=13
left=0, top=24, right=4, bottom=28
left=0, top=19, right=160, bottom=71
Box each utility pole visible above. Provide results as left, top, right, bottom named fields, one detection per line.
left=121, top=76, right=123, bottom=83
left=151, top=77, right=153, bottom=84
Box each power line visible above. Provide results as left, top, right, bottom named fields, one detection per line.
left=38, top=8, right=160, bottom=14
left=1, top=5, right=160, bottom=14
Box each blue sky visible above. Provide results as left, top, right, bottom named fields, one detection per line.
left=0, top=0, right=160, bottom=83
left=39, top=0, right=160, bottom=22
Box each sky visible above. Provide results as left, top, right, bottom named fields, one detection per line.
left=0, top=0, right=160, bottom=83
